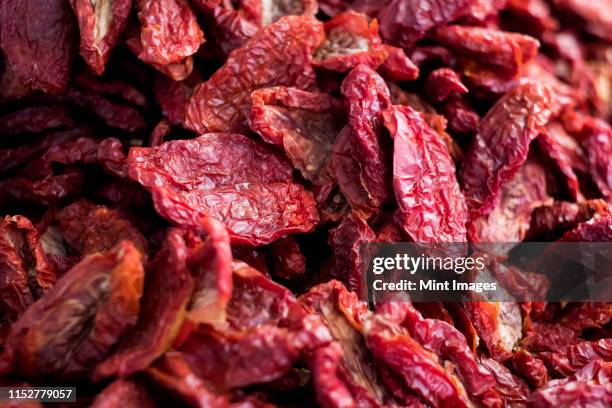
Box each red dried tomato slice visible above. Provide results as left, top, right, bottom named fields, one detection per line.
left=185, top=16, right=324, bottom=134
left=128, top=133, right=319, bottom=245
left=1, top=241, right=144, bottom=379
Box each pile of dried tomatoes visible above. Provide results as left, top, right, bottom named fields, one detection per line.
left=0, top=0, right=611, bottom=406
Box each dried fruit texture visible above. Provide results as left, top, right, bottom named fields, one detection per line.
left=313, top=11, right=387, bottom=72
left=328, top=212, right=375, bottom=292
left=153, top=71, right=201, bottom=125
left=431, top=26, right=540, bottom=76
left=376, top=302, right=503, bottom=407
left=364, top=311, right=471, bottom=407
left=300, top=281, right=391, bottom=407
left=511, top=349, right=550, bottom=389
left=136, top=0, right=204, bottom=66
left=163, top=263, right=331, bottom=392
left=63, top=87, right=147, bottom=132
left=124, top=19, right=195, bottom=81
left=478, top=355, right=530, bottom=405
left=56, top=199, right=148, bottom=256
left=331, top=65, right=392, bottom=214
left=1, top=241, right=144, bottom=379
left=205, top=5, right=259, bottom=55
left=382, top=105, right=468, bottom=242
left=149, top=119, right=172, bottom=147
left=0, top=106, right=74, bottom=136
left=90, top=379, right=156, bottom=408
left=527, top=361, right=612, bottom=407
left=185, top=216, right=233, bottom=325
left=248, top=86, right=343, bottom=184
left=0, top=0, right=76, bottom=99
left=463, top=302, right=523, bottom=362
left=378, top=0, right=476, bottom=49
left=579, top=118, right=612, bottom=200
left=378, top=45, right=420, bottom=82
left=147, top=352, right=229, bottom=407
left=557, top=303, right=612, bottom=335
left=468, top=156, right=551, bottom=242
left=268, top=236, right=306, bottom=279
left=73, top=72, right=148, bottom=109
left=560, top=213, right=612, bottom=242
left=526, top=200, right=610, bottom=240
left=128, top=133, right=319, bottom=245
left=466, top=0, right=506, bottom=21
left=70, top=0, right=132, bottom=75
left=553, top=0, right=612, bottom=41
left=537, top=132, right=582, bottom=201
left=239, top=0, right=318, bottom=26
left=98, top=138, right=129, bottom=178
left=94, top=229, right=194, bottom=379
left=440, top=96, right=480, bottom=136
left=425, top=68, right=468, bottom=104
left=0, top=168, right=86, bottom=207
left=461, top=82, right=555, bottom=218
left=185, top=16, right=324, bottom=134
left=0, top=216, right=57, bottom=336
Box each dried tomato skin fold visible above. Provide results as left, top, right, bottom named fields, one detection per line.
left=128, top=133, right=319, bottom=246
left=461, top=82, right=556, bottom=218
left=185, top=15, right=325, bottom=134
left=382, top=105, right=468, bottom=243
left=1, top=241, right=144, bottom=379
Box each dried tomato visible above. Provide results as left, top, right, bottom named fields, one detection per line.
left=378, top=45, right=420, bottom=82
left=382, top=105, right=468, bottom=242
left=248, top=86, right=343, bottom=184
left=328, top=212, right=376, bottom=292
left=378, top=0, right=476, bottom=49
left=330, top=65, right=392, bottom=214
left=153, top=71, right=201, bottom=126
left=147, top=352, right=229, bottom=406
left=376, top=301, right=503, bottom=406
left=478, top=355, right=530, bottom=405
left=579, top=117, right=612, bottom=200
left=55, top=199, right=148, bottom=256
left=136, top=0, right=204, bottom=66
left=239, top=0, right=318, bottom=26
left=300, top=281, right=390, bottom=407
left=313, top=11, right=388, bottom=72
left=128, top=133, right=319, bottom=245
left=185, top=16, right=324, bottom=134
left=365, top=311, right=472, bottom=407
left=93, top=229, right=194, bottom=379
left=90, top=379, right=156, bottom=408
left=1, top=241, right=144, bottom=379
left=462, top=302, right=523, bottom=362
left=268, top=236, right=306, bottom=279
left=0, top=106, right=74, bottom=136
left=0, top=0, right=76, bottom=99
left=0, top=216, right=57, bottom=329
left=431, top=26, right=540, bottom=76
left=511, top=349, right=550, bottom=388
left=70, top=0, right=132, bottom=75
left=425, top=68, right=468, bottom=104
left=526, top=200, right=609, bottom=240
left=440, top=95, right=480, bottom=136
left=468, top=156, right=551, bottom=242
left=461, top=82, right=555, bottom=217
left=185, top=216, right=233, bottom=325
left=560, top=213, right=612, bottom=242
